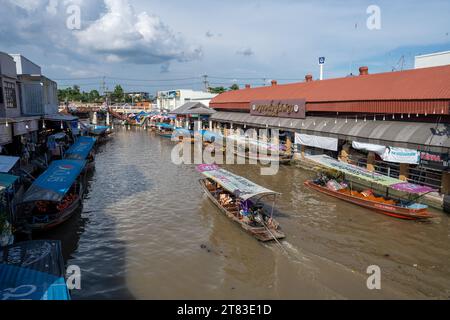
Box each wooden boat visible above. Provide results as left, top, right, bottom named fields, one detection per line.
left=157, top=123, right=175, bottom=138
left=304, top=180, right=433, bottom=220
left=65, top=136, right=97, bottom=171
left=197, top=164, right=285, bottom=242
left=18, top=160, right=87, bottom=231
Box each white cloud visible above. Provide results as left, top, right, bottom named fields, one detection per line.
left=74, top=0, right=202, bottom=64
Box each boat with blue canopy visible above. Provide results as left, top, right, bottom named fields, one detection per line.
left=65, top=136, right=97, bottom=170
left=0, top=240, right=70, bottom=300
left=197, top=164, right=285, bottom=242
left=18, top=160, right=86, bottom=231
left=157, top=123, right=175, bottom=138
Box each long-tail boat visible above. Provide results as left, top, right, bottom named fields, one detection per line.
left=304, top=155, right=434, bottom=220
left=18, top=160, right=86, bottom=231
left=64, top=136, right=97, bottom=171
left=0, top=240, right=70, bottom=300
left=197, top=164, right=285, bottom=242
left=157, top=123, right=175, bottom=138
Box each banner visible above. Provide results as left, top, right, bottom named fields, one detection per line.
left=352, top=141, right=386, bottom=156
left=381, top=147, right=420, bottom=165
left=295, top=133, right=338, bottom=151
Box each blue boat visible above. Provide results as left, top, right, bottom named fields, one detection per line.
left=65, top=136, right=97, bottom=171
left=0, top=240, right=70, bottom=300
left=157, top=123, right=175, bottom=138
left=19, top=160, right=86, bottom=231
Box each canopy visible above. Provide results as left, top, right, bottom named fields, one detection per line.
left=196, top=164, right=280, bottom=201
left=65, top=136, right=97, bottom=160
left=0, top=156, right=20, bottom=173
left=89, top=125, right=109, bottom=136
left=307, top=154, right=436, bottom=194
left=44, top=114, right=78, bottom=122
left=22, top=160, right=86, bottom=203
left=0, top=240, right=70, bottom=300
left=157, top=123, right=174, bottom=129
left=0, top=173, right=19, bottom=189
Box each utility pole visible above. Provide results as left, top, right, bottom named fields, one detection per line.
left=202, top=75, right=209, bottom=92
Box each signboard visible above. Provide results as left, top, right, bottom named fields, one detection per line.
left=381, top=147, right=420, bottom=165
left=420, top=151, right=449, bottom=169
left=250, top=99, right=306, bottom=119
left=319, top=57, right=326, bottom=65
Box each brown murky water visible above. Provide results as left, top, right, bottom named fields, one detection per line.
left=40, top=127, right=450, bottom=299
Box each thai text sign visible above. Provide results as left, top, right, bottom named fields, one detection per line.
left=250, top=99, right=306, bottom=119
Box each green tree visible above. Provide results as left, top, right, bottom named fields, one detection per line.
left=208, top=86, right=227, bottom=94
left=229, top=84, right=240, bottom=91
left=112, top=85, right=124, bottom=102
left=89, top=90, right=101, bottom=102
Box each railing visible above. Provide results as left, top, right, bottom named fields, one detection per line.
left=347, top=154, right=442, bottom=192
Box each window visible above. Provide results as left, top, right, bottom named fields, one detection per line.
left=4, top=81, right=17, bottom=108
left=0, top=85, right=3, bottom=104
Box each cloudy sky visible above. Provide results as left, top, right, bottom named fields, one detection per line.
left=1, top=0, right=449, bottom=93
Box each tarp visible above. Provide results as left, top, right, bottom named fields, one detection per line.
left=196, top=164, right=280, bottom=201
left=295, top=133, right=338, bottom=151
left=44, top=114, right=78, bottom=122
left=65, top=136, right=96, bottom=160
left=307, top=154, right=433, bottom=194
left=0, top=173, right=19, bottom=189
left=352, top=141, right=386, bottom=155
left=0, top=156, right=20, bottom=173
left=157, top=123, right=174, bottom=129
left=0, top=240, right=70, bottom=300
left=307, top=154, right=403, bottom=187
left=390, top=183, right=437, bottom=194
left=22, top=160, right=86, bottom=203
left=89, top=125, right=109, bottom=136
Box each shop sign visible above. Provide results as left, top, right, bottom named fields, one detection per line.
left=420, top=151, right=449, bottom=169
left=250, top=99, right=306, bottom=119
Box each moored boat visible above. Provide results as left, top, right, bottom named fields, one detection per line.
left=197, top=164, right=285, bottom=242
left=157, top=123, right=175, bottom=138
left=18, top=160, right=86, bottom=231
left=64, top=136, right=97, bottom=171
left=304, top=179, right=432, bottom=220
left=303, top=155, right=435, bottom=220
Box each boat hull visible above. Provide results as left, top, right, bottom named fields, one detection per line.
left=30, top=196, right=82, bottom=231
left=304, top=180, right=432, bottom=220
left=233, top=149, right=292, bottom=164
left=200, top=179, right=285, bottom=241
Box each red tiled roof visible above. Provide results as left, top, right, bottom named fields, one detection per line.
left=210, top=65, right=450, bottom=114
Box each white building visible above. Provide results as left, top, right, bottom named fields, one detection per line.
left=10, top=54, right=58, bottom=116
left=156, top=89, right=217, bottom=111
left=415, top=51, right=450, bottom=69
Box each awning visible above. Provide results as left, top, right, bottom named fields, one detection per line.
left=89, top=125, right=109, bottom=136
left=44, top=114, right=79, bottom=122
left=0, top=240, right=70, bottom=300
left=196, top=164, right=280, bottom=201
left=22, top=160, right=86, bottom=203
left=307, top=154, right=435, bottom=194
left=65, top=136, right=97, bottom=160
left=157, top=123, right=174, bottom=129
left=0, top=156, right=20, bottom=173
left=211, top=112, right=450, bottom=153
left=0, top=173, right=19, bottom=189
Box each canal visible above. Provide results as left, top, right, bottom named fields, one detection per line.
left=38, top=127, right=450, bottom=299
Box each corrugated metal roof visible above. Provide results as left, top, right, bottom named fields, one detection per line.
left=169, top=102, right=216, bottom=115
left=210, top=65, right=450, bottom=113
left=211, top=111, right=450, bottom=153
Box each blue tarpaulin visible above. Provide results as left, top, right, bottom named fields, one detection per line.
left=0, top=240, right=70, bottom=300
left=0, top=173, right=19, bottom=189
left=65, top=136, right=96, bottom=160
left=157, top=123, right=174, bottom=129
left=22, top=160, right=86, bottom=203
left=89, top=125, right=109, bottom=136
